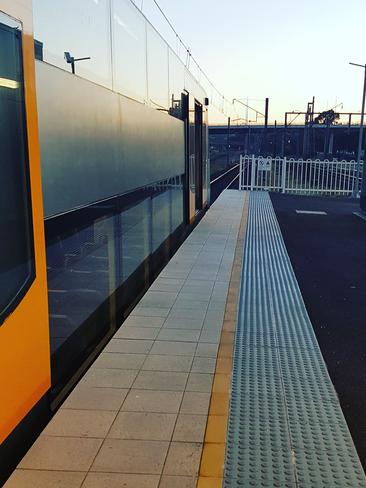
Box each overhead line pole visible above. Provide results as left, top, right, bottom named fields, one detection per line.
left=349, top=62, right=366, bottom=198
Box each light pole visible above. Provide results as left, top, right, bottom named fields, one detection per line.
left=349, top=62, right=366, bottom=197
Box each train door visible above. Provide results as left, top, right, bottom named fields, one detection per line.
left=195, top=100, right=203, bottom=211
left=188, top=94, right=196, bottom=222
left=185, top=94, right=204, bottom=223
left=202, top=104, right=209, bottom=206
left=181, top=91, right=190, bottom=224
left=0, top=3, right=50, bottom=447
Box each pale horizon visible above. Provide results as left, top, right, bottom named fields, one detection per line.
left=136, top=0, right=366, bottom=124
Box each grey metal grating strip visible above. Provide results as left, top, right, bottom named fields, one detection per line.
left=224, top=191, right=366, bottom=488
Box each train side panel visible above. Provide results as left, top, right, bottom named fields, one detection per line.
left=0, top=0, right=50, bottom=444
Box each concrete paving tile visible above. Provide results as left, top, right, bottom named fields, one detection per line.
left=81, top=473, right=160, bottom=488
left=81, top=369, right=137, bottom=389
left=43, top=409, right=116, bottom=438
left=139, top=291, right=178, bottom=308
left=142, top=355, right=193, bottom=372
left=202, top=316, right=224, bottom=330
left=104, top=339, right=152, bottom=354
left=191, top=357, right=216, bottom=373
left=4, top=470, right=85, bottom=488
left=131, top=307, right=170, bottom=318
left=108, top=411, right=176, bottom=440
left=211, top=294, right=228, bottom=304
left=159, top=270, right=191, bottom=279
left=149, top=341, right=196, bottom=356
left=19, top=436, right=102, bottom=471
left=123, top=315, right=166, bottom=328
left=199, top=329, right=221, bottom=343
left=122, top=389, right=183, bottom=413
left=62, top=387, right=128, bottom=411
left=205, top=310, right=225, bottom=321
left=173, top=299, right=209, bottom=310
left=157, top=329, right=200, bottom=342
left=178, top=292, right=211, bottom=301
left=91, top=439, right=169, bottom=474
left=163, top=442, right=202, bottom=476
left=114, top=327, right=160, bottom=340
left=182, top=280, right=215, bottom=291
left=150, top=278, right=184, bottom=293
left=163, top=317, right=204, bottom=330
left=94, top=353, right=146, bottom=370
left=207, top=301, right=226, bottom=311
left=168, top=309, right=206, bottom=320
left=180, top=392, right=211, bottom=415
left=159, top=475, right=197, bottom=488
left=213, top=282, right=230, bottom=293
left=133, top=371, right=188, bottom=391
left=173, top=414, right=207, bottom=442
left=195, top=343, right=219, bottom=358
left=188, top=272, right=217, bottom=281
left=186, top=373, right=214, bottom=392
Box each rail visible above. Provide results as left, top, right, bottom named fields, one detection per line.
left=210, top=163, right=240, bottom=184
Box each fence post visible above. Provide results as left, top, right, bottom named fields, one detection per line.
left=281, top=157, right=287, bottom=193
left=250, top=154, right=255, bottom=191
left=239, top=155, right=243, bottom=190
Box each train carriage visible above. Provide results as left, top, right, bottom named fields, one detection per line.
left=0, top=0, right=209, bottom=482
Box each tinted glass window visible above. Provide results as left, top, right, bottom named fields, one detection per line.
left=0, top=22, right=35, bottom=325
left=169, top=49, right=185, bottom=119
left=33, top=0, right=112, bottom=88
left=147, top=25, right=169, bottom=112
left=112, top=0, right=147, bottom=102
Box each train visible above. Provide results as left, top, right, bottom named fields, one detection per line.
left=0, top=0, right=209, bottom=482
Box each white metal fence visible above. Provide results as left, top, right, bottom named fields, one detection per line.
left=238, top=155, right=363, bottom=196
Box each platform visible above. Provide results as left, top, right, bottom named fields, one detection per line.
left=4, top=190, right=366, bottom=488
left=223, top=192, right=366, bottom=487
left=5, top=190, right=247, bottom=488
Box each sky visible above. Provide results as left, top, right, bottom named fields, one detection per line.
left=139, top=0, right=366, bottom=124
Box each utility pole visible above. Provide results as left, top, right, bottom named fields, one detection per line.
left=226, top=116, right=231, bottom=167
left=349, top=62, right=366, bottom=199
left=263, top=97, right=269, bottom=155
left=274, top=119, right=277, bottom=157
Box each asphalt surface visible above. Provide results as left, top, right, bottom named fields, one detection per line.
left=270, top=192, right=366, bottom=470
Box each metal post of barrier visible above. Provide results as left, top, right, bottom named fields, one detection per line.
left=239, top=155, right=243, bottom=190
left=281, top=157, right=287, bottom=193
left=250, top=154, right=256, bottom=191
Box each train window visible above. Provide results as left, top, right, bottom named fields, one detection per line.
left=147, top=25, right=169, bottom=112
left=169, top=49, right=185, bottom=120
left=0, top=21, right=35, bottom=325
left=112, top=0, right=147, bottom=103
left=33, top=0, right=112, bottom=88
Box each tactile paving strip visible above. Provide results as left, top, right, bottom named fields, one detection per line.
left=224, top=191, right=366, bottom=488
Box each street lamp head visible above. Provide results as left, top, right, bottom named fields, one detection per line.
left=349, top=62, right=366, bottom=68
